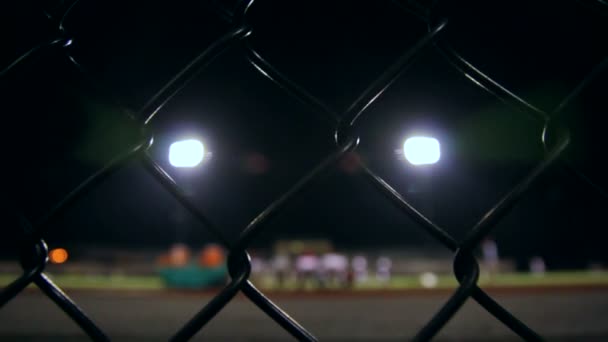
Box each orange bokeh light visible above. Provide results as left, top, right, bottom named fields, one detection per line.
left=49, top=248, right=68, bottom=264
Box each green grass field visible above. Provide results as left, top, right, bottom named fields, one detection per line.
left=0, top=273, right=164, bottom=290
left=2, top=271, right=608, bottom=291
left=353, top=271, right=608, bottom=290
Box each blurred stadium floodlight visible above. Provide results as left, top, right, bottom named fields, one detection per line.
left=169, top=139, right=205, bottom=167
left=403, top=136, right=440, bottom=165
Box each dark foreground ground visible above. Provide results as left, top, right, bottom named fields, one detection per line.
left=1, top=288, right=607, bottom=341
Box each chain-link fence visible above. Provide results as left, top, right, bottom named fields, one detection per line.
left=1, top=0, right=607, bottom=340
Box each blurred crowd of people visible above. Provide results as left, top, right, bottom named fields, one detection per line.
left=252, top=251, right=393, bottom=288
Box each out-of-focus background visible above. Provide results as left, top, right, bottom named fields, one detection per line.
left=1, top=0, right=607, bottom=340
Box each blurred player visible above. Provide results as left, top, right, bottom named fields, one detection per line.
left=295, top=251, right=321, bottom=288
left=351, top=254, right=368, bottom=285
left=321, top=252, right=349, bottom=288
left=481, top=238, right=499, bottom=279
left=272, top=253, right=291, bottom=288
left=529, top=256, right=546, bottom=276
left=375, top=256, right=392, bottom=284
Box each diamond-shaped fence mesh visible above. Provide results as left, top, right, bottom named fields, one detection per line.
left=1, top=0, right=607, bottom=340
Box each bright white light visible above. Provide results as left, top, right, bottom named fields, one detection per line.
left=419, top=272, right=439, bottom=288
left=403, top=136, right=440, bottom=165
left=169, top=139, right=205, bottom=168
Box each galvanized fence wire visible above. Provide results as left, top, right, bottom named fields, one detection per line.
left=1, top=0, right=607, bottom=340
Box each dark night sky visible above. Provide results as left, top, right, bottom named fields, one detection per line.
left=2, top=0, right=608, bottom=268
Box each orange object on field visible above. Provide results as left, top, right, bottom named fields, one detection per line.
left=199, top=245, right=225, bottom=267
left=168, top=244, right=191, bottom=266
left=156, top=253, right=171, bottom=266
left=49, top=248, right=68, bottom=264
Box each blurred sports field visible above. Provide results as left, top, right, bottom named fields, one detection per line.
left=2, top=271, right=607, bottom=291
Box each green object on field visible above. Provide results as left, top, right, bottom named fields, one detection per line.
left=158, top=264, right=228, bottom=289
